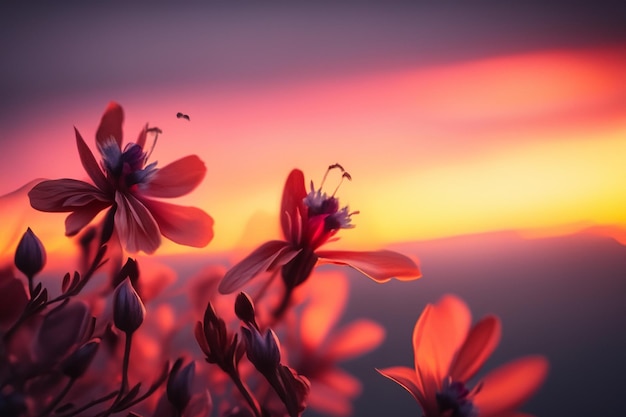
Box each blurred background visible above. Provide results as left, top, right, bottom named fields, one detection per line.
left=1, top=2, right=625, bottom=416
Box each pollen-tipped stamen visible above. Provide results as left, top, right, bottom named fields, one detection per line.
left=320, top=163, right=345, bottom=190
left=144, top=126, right=163, bottom=164
left=331, top=171, right=352, bottom=197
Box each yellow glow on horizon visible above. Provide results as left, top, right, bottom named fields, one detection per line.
left=2, top=46, right=625, bottom=260
left=358, top=124, right=626, bottom=247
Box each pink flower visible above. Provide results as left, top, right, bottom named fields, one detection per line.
left=378, top=295, right=548, bottom=417
left=219, top=165, right=421, bottom=294
left=28, top=102, right=214, bottom=253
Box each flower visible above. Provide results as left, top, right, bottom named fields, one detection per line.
left=28, top=102, right=214, bottom=254
left=219, top=165, right=421, bottom=294
left=288, top=271, right=385, bottom=417
left=378, top=295, right=549, bottom=417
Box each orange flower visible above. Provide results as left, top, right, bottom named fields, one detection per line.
left=378, top=295, right=548, bottom=417
left=219, top=165, right=420, bottom=294
left=288, top=272, right=385, bottom=417
left=28, top=102, right=213, bottom=254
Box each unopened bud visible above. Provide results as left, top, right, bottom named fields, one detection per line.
left=61, top=338, right=101, bottom=379
left=167, top=358, right=195, bottom=412
left=241, top=326, right=280, bottom=374
left=113, top=278, right=145, bottom=334
left=14, top=228, right=46, bottom=278
left=234, top=292, right=257, bottom=327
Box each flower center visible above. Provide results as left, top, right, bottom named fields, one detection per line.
left=436, top=378, right=479, bottom=417
left=98, top=130, right=161, bottom=189
left=303, top=163, right=359, bottom=233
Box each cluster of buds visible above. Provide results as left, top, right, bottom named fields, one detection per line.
left=235, top=293, right=310, bottom=417
left=194, top=301, right=242, bottom=373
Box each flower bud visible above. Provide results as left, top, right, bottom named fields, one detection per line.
left=61, top=338, right=101, bottom=379
left=14, top=228, right=46, bottom=278
left=113, top=278, right=145, bottom=334
left=167, top=358, right=195, bottom=412
left=234, top=292, right=256, bottom=327
left=241, top=326, right=280, bottom=375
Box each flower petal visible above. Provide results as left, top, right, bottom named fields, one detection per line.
left=136, top=122, right=148, bottom=149
left=141, top=155, right=206, bottom=198
left=140, top=198, right=214, bottom=248
left=473, top=356, right=549, bottom=417
left=219, top=240, right=299, bottom=294
left=317, top=367, right=361, bottom=397
left=35, top=301, right=91, bottom=364
left=64, top=202, right=109, bottom=236
left=75, top=127, right=109, bottom=191
left=411, top=295, right=471, bottom=415
left=114, top=192, right=161, bottom=254
left=316, top=250, right=421, bottom=282
left=0, top=272, right=28, bottom=328
left=281, top=169, right=307, bottom=244
left=96, top=101, right=124, bottom=148
left=308, top=373, right=357, bottom=417
left=325, top=319, right=385, bottom=361
left=299, top=271, right=348, bottom=350
left=308, top=382, right=353, bottom=417
left=29, top=179, right=110, bottom=212
left=449, top=315, right=501, bottom=383
left=377, top=366, right=426, bottom=407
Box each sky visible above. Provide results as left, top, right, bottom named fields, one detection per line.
left=1, top=2, right=626, bottom=257
left=1, top=3, right=626, bottom=417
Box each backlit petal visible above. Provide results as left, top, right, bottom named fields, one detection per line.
left=377, top=366, right=425, bottom=406
left=280, top=169, right=307, bottom=244
left=308, top=383, right=353, bottom=417
left=142, top=155, right=206, bottom=198
left=316, top=250, right=421, bottom=282
left=136, top=122, right=148, bottom=149
left=75, top=127, right=109, bottom=191
left=473, top=356, right=549, bottom=417
left=114, top=192, right=161, bottom=254
left=219, top=240, right=299, bottom=294
left=299, top=272, right=348, bottom=350
left=412, top=295, right=471, bottom=413
left=29, top=179, right=109, bottom=212
left=96, top=101, right=124, bottom=148
left=317, top=368, right=361, bottom=397
left=140, top=198, right=214, bottom=248
left=325, top=319, right=385, bottom=361
left=449, top=315, right=501, bottom=383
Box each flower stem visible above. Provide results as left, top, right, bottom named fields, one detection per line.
left=227, top=370, right=262, bottom=417
left=57, top=390, right=118, bottom=417
left=100, top=331, right=133, bottom=417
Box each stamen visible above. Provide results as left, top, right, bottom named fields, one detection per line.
left=331, top=171, right=352, bottom=197
left=144, top=126, right=162, bottom=163
left=320, top=163, right=345, bottom=189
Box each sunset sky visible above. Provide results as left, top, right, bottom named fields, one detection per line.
left=1, top=4, right=626, bottom=417
left=2, top=3, right=625, bottom=259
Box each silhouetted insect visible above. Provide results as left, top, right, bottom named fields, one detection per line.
left=176, top=112, right=190, bottom=121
